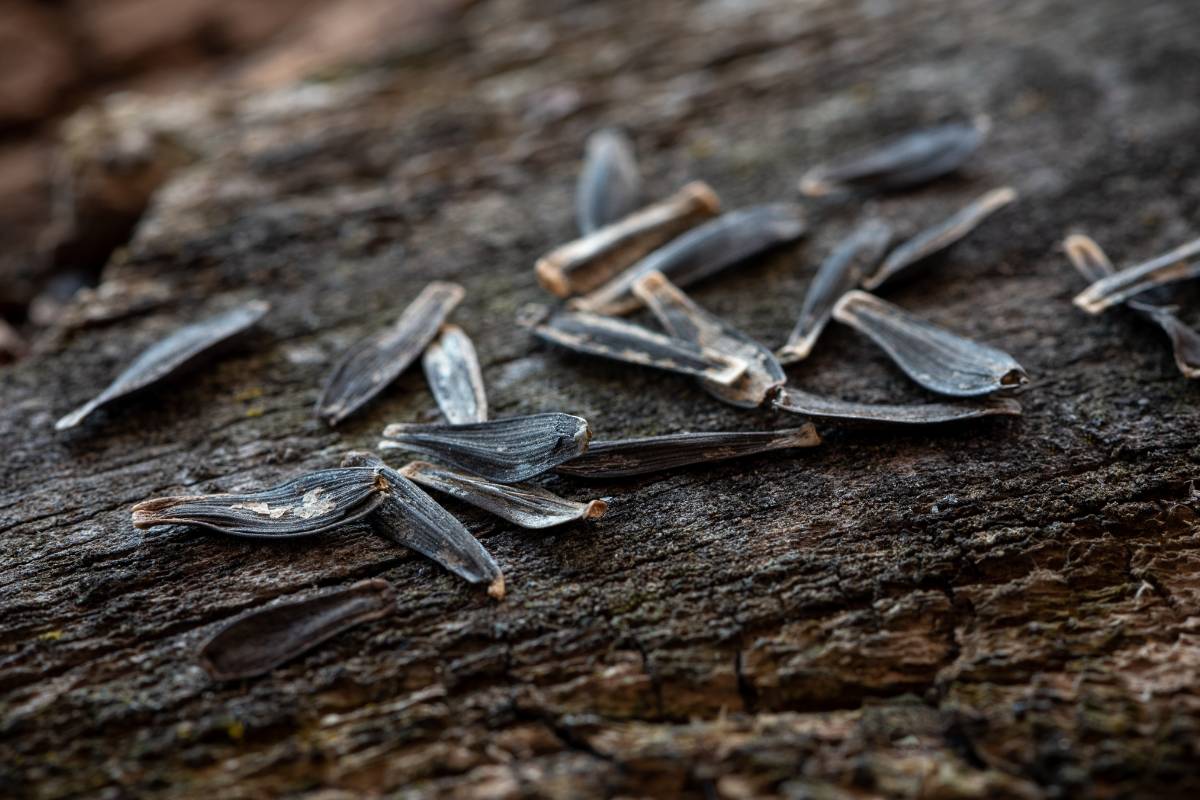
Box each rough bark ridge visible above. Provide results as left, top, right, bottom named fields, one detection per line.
left=3, top=1, right=1200, bottom=797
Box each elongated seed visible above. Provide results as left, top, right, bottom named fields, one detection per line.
left=800, top=120, right=986, bottom=196
left=1073, top=237, right=1200, bottom=314
left=56, top=300, right=269, bottom=430
left=401, top=460, right=607, bottom=529
left=832, top=290, right=1028, bottom=397
left=778, top=220, right=893, bottom=364
left=199, top=579, right=396, bottom=681
left=632, top=271, right=784, bottom=408
left=539, top=182, right=720, bottom=297
left=532, top=311, right=747, bottom=386
left=1064, top=234, right=1200, bottom=379
left=422, top=325, right=487, bottom=424
left=570, top=204, right=806, bottom=315
left=131, top=467, right=389, bottom=538
left=380, top=412, right=592, bottom=483
left=344, top=453, right=504, bottom=599
left=577, top=128, right=641, bottom=234
left=556, top=425, right=820, bottom=478
left=317, top=282, right=464, bottom=425
left=772, top=385, right=1021, bottom=424
left=864, top=187, right=1017, bottom=290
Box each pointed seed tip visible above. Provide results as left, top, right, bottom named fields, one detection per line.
left=583, top=499, right=608, bottom=519
left=488, top=574, right=506, bottom=601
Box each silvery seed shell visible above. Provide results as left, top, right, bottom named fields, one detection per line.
left=318, top=281, right=464, bottom=425
left=532, top=311, right=747, bottom=386
left=380, top=413, right=592, bottom=483
left=56, top=300, right=269, bottom=430
left=422, top=325, right=487, bottom=424
left=832, top=290, right=1028, bottom=397
left=632, top=271, right=785, bottom=408
left=539, top=181, right=720, bottom=297
left=556, top=425, right=820, bottom=478
left=401, top=460, right=607, bottom=529
left=577, top=128, right=642, bottom=234
left=800, top=120, right=986, bottom=196
left=131, top=467, right=388, bottom=538
left=864, top=187, right=1017, bottom=290
left=778, top=220, right=893, bottom=364
left=569, top=204, right=807, bottom=315
left=1073, top=237, right=1200, bottom=314
left=344, top=453, right=505, bottom=599
left=772, top=385, right=1021, bottom=424
left=198, top=579, right=396, bottom=681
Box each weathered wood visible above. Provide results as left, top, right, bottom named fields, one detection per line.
left=3, top=1, right=1200, bottom=797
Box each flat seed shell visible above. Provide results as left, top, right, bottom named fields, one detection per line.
left=401, top=460, right=607, bottom=529
left=533, top=311, right=747, bottom=386
left=1073, top=237, right=1200, bottom=314
left=632, top=271, right=785, bottom=408
left=864, top=187, right=1017, bottom=290
left=778, top=220, right=893, bottom=364
left=832, top=290, right=1028, bottom=397
left=131, top=467, right=388, bottom=538
left=318, top=282, right=464, bottom=425
left=556, top=425, right=820, bottom=478
left=570, top=204, right=806, bottom=315
left=56, top=300, right=269, bottom=430
left=772, top=385, right=1021, bottom=424
left=422, top=325, right=487, bottom=424
left=198, top=579, right=396, bottom=681
left=380, top=412, right=592, bottom=483
left=577, top=128, right=641, bottom=234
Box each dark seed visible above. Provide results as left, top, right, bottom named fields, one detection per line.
left=832, top=290, right=1028, bottom=397
left=422, top=325, right=487, bottom=424
left=343, top=453, right=505, bottom=599
left=317, top=281, right=464, bottom=425
left=56, top=300, right=269, bottom=430
left=131, top=466, right=388, bottom=538
left=800, top=120, right=986, bottom=196
left=401, top=460, right=607, bottom=529
left=1073, top=237, right=1200, bottom=314
left=778, top=220, right=893, bottom=364
left=569, top=204, right=807, bottom=315
left=380, top=412, right=592, bottom=483
left=539, top=181, right=720, bottom=298
left=198, top=579, right=396, bottom=681
left=864, top=187, right=1017, bottom=290
left=556, top=425, right=820, bottom=478
left=532, top=311, right=747, bottom=386
left=772, top=385, right=1021, bottom=424
left=577, top=128, right=642, bottom=234
left=632, top=271, right=785, bottom=408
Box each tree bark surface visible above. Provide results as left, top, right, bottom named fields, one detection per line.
left=3, top=1, right=1200, bottom=797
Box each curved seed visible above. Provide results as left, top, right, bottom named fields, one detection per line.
left=772, top=385, right=1021, bottom=424
left=318, top=282, right=464, bottom=425
left=422, top=325, right=487, bottom=424
left=864, top=187, right=1017, bottom=290
left=1063, top=233, right=1114, bottom=283
left=380, top=413, right=592, bottom=483
left=569, top=204, right=807, bottom=315
left=832, top=290, right=1028, bottom=397
left=533, top=311, right=747, bottom=386
left=577, top=128, right=641, bottom=234
left=56, top=300, right=269, bottom=431
left=539, top=181, right=720, bottom=297
left=199, top=579, right=396, bottom=681
left=632, top=271, right=784, bottom=408
left=131, top=467, right=388, bottom=538
left=1073, top=237, right=1200, bottom=314
left=556, top=426, right=820, bottom=478
left=800, top=120, right=986, bottom=196
left=344, top=454, right=504, bottom=599
left=778, top=220, right=893, bottom=364
left=401, top=460, right=606, bottom=529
